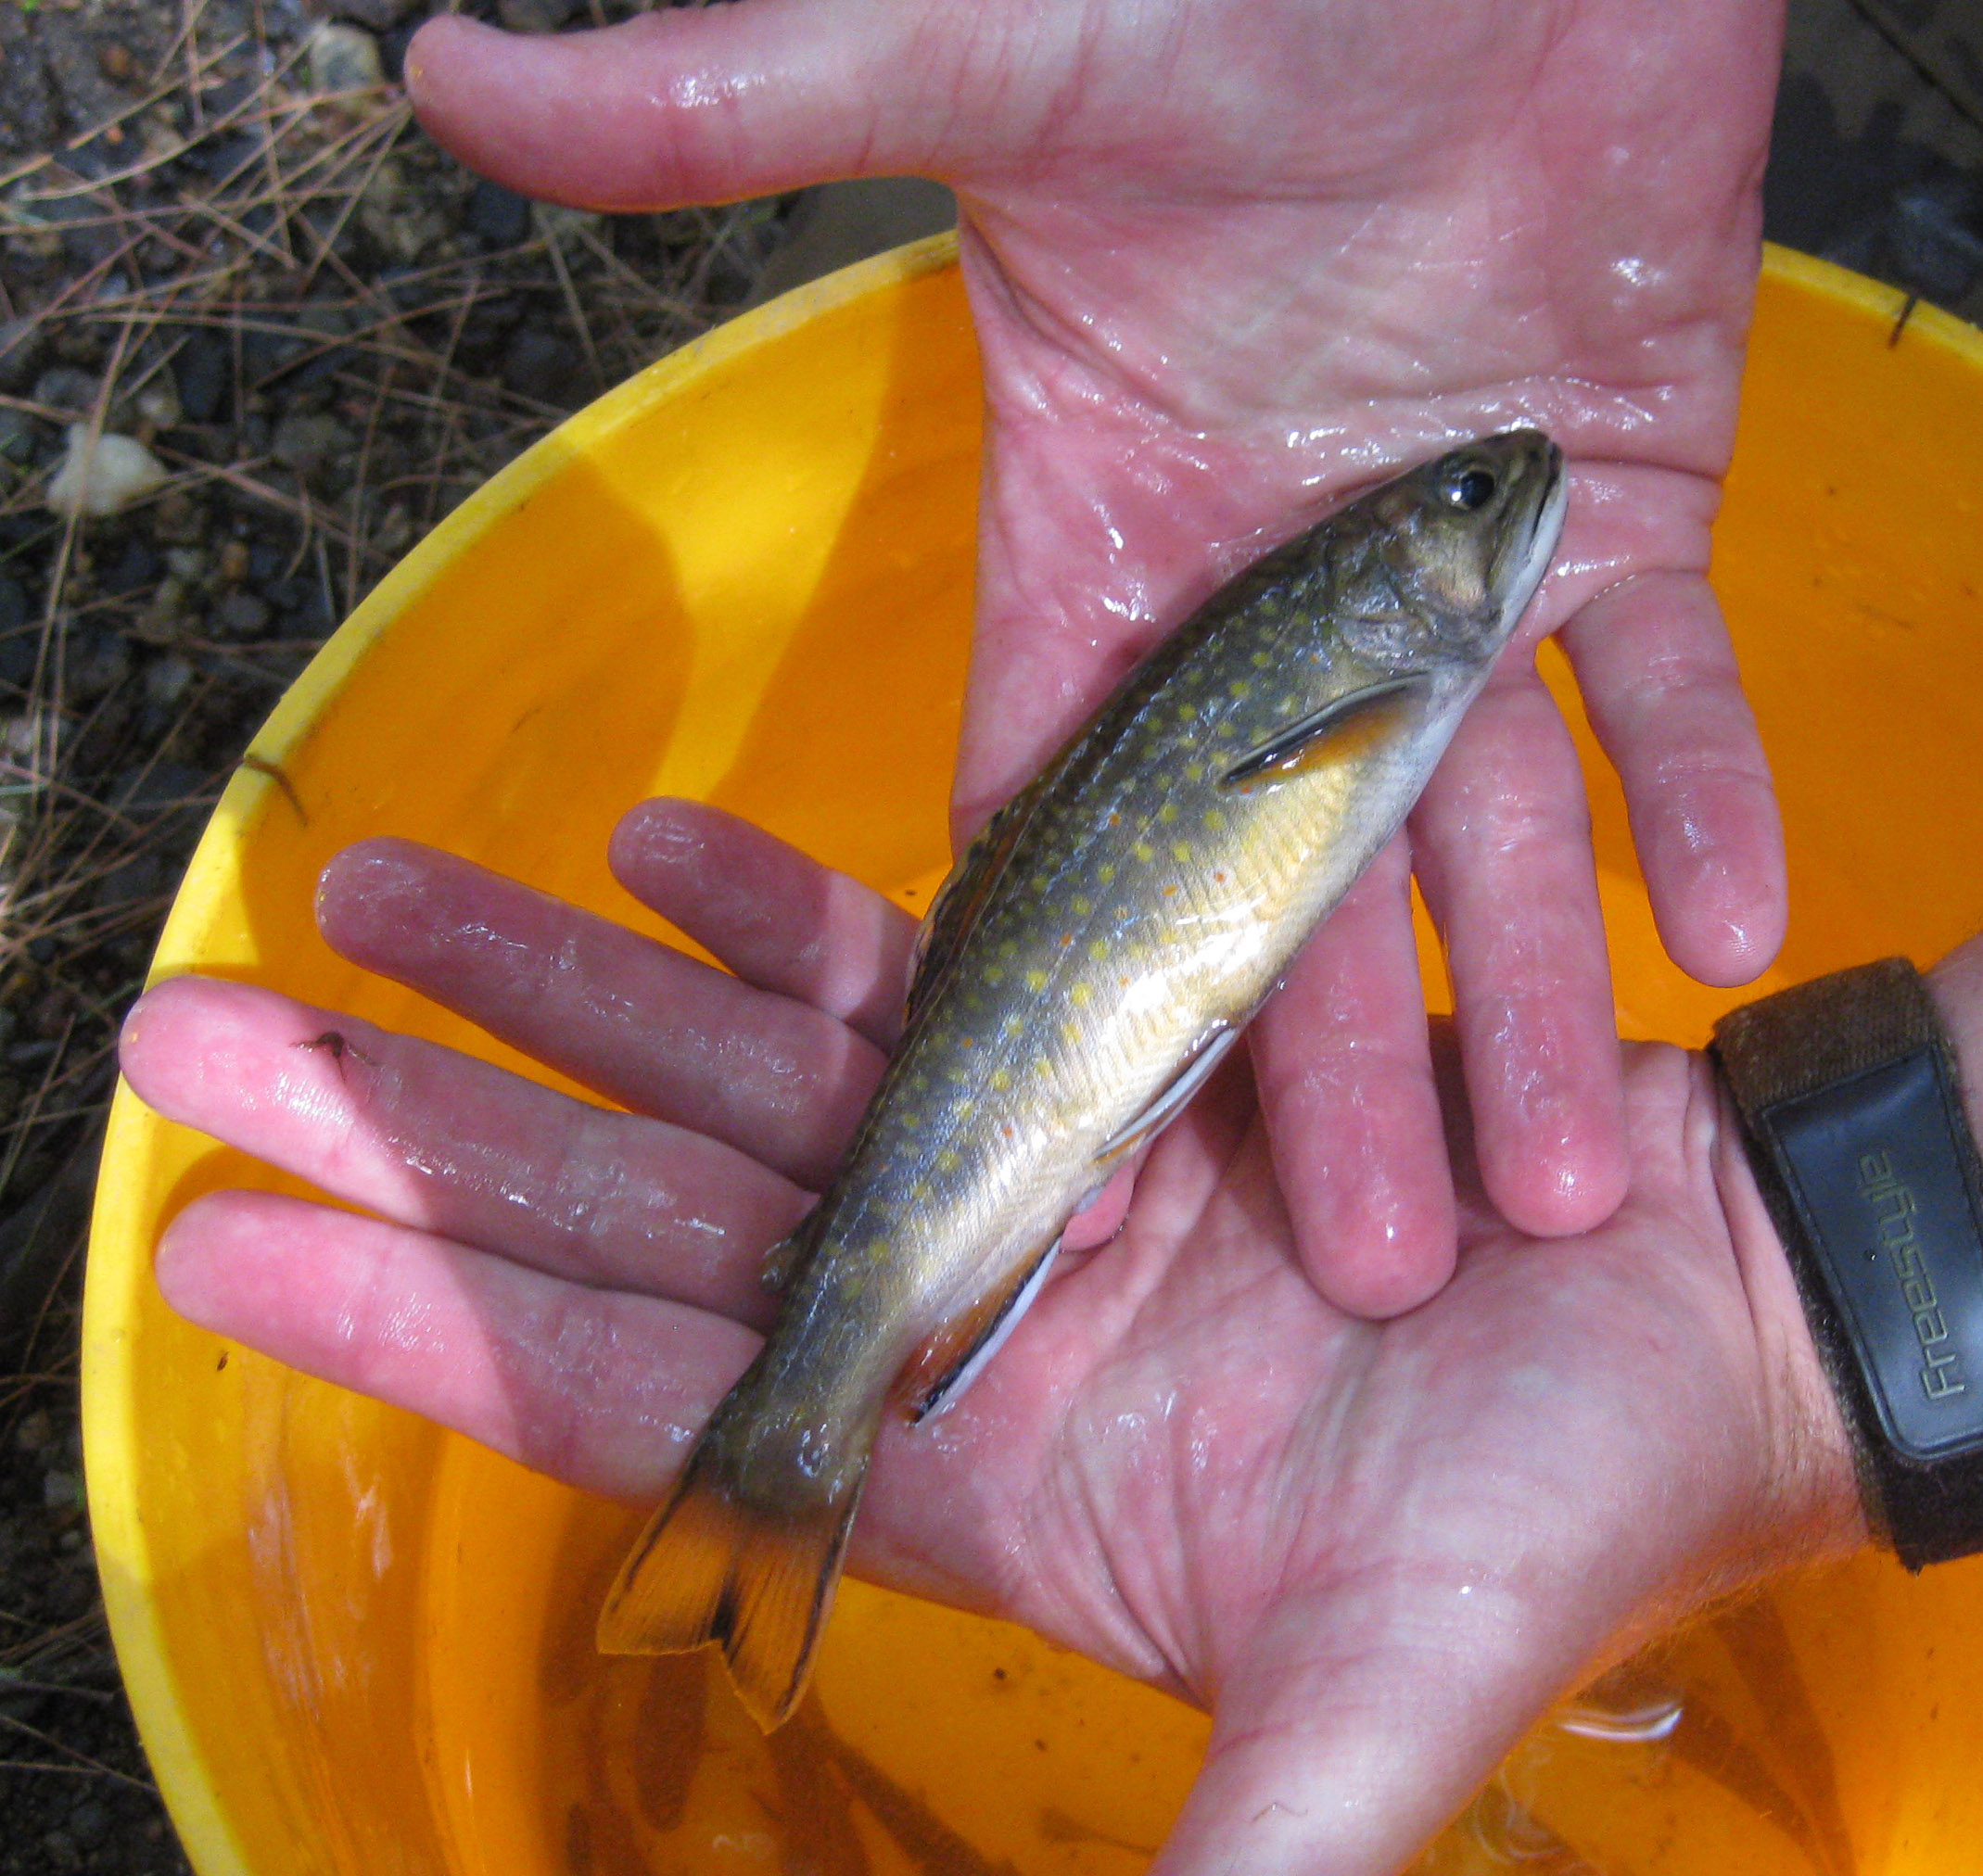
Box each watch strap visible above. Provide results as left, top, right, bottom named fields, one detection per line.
left=1710, top=957, right=1983, bottom=1569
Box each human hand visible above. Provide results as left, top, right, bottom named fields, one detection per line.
left=399, top=0, right=1789, bottom=1312
left=121, top=798, right=1879, bottom=1876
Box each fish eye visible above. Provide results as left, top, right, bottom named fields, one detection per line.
left=1444, top=467, right=1497, bottom=511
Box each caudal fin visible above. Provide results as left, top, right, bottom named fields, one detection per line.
left=596, top=1422, right=867, bottom=1731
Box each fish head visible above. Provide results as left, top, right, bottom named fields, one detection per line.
left=1353, top=429, right=1567, bottom=660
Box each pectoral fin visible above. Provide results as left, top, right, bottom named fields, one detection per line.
left=1219, top=672, right=1430, bottom=791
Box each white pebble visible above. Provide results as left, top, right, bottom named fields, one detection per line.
left=309, top=21, right=384, bottom=94
left=44, top=425, right=170, bottom=520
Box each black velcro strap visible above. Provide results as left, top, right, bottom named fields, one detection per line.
left=1711, top=957, right=1983, bottom=1569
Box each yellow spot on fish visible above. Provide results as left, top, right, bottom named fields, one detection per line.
left=955, top=1099, right=975, bottom=1121
left=1070, top=982, right=1091, bottom=1008
left=1004, top=1014, right=1024, bottom=1036
left=985, top=965, right=1005, bottom=985
left=1252, top=650, right=1273, bottom=668
left=1134, top=843, right=1155, bottom=864
left=1073, top=895, right=1091, bottom=916
left=990, top=1068, right=1011, bottom=1091
left=1203, top=807, right=1227, bottom=831
left=1158, top=802, right=1178, bottom=824
left=1172, top=841, right=1192, bottom=862
left=1097, top=863, right=1117, bottom=884
left=1229, top=679, right=1252, bottom=700
left=1088, top=938, right=1111, bottom=961
left=1025, top=969, right=1049, bottom=992
left=912, top=1182, right=932, bottom=1202
left=1061, top=1020, right=1082, bottom=1044
left=937, top=1150, right=960, bottom=1172
left=1185, top=762, right=1204, bottom=782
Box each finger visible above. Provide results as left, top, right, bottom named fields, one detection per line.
left=1152, top=1570, right=1582, bottom=1876
left=609, top=799, right=916, bottom=1051
left=121, top=976, right=807, bottom=1327
left=316, top=839, right=883, bottom=1190
left=405, top=7, right=959, bottom=211
left=156, top=1189, right=756, bottom=1502
left=1250, top=839, right=1456, bottom=1319
left=1412, top=669, right=1630, bottom=1238
left=1559, top=569, right=1786, bottom=987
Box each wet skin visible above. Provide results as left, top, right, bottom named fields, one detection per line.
left=400, top=0, right=1792, bottom=1314
left=120, top=797, right=1966, bottom=1875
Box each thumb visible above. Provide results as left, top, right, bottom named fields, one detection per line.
left=405, top=6, right=966, bottom=209
left=1155, top=1576, right=1587, bottom=1876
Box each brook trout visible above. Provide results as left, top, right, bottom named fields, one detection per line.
left=598, top=430, right=1569, bottom=1725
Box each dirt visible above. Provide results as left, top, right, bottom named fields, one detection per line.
left=0, top=2, right=798, bottom=1865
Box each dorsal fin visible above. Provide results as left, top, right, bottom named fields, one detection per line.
left=905, top=775, right=1048, bottom=1025
left=1219, top=673, right=1430, bottom=791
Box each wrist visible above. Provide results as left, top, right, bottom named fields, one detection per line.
left=1708, top=1062, right=1872, bottom=1568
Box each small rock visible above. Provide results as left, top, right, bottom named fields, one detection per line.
left=66, top=1801, right=109, bottom=1848
left=42, top=1468, right=82, bottom=1510
left=142, top=653, right=194, bottom=712
left=13, top=1406, right=50, bottom=1451
left=501, top=327, right=580, bottom=404
left=214, top=590, right=272, bottom=639
left=94, top=851, right=168, bottom=913
left=31, top=364, right=96, bottom=415
left=217, top=539, right=250, bottom=583
left=533, top=200, right=604, bottom=249
left=498, top=0, right=577, bottom=31
left=44, top=425, right=171, bottom=519
left=38, top=1830, right=82, bottom=1876
left=466, top=179, right=533, bottom=247
left=0, top=408, right=38, bottom=463
left=98, top=42, right=134, bottom=84
left=271, top=411, right=351, bottom=475
left=309, top=20, right=384, bottom=95
left=173, top=330, right=230, bottom=424
left=0, top=319, right=48, bottom=398
left=70, top=628, right=133, bottom=703
left=135, top=374, right=183, bottom=429
left=149, top=488, right=207, bottom=544
left=328, top=0, right=421, bottom=26
left=103, top=537, right=160, bottom=594
left=164, top=547, right=208, bottom=581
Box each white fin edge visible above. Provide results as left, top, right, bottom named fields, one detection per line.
left=1094, top=1024, right=1239, bottom=1166
left=913, top=1238, right=1061, bottom=1424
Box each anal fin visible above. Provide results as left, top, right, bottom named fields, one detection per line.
left=906, top=1236, right=1061, bottom=1425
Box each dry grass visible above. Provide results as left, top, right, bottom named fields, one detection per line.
left=0, top=4, right=785, bottom=1859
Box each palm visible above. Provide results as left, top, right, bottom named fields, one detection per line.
left=122, top=802, right=1855, bottom=1876
left=406, top=0, right=1789, bottom=1309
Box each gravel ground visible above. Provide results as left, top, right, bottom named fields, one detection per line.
left=0, top=1, right=1975, bottom=1871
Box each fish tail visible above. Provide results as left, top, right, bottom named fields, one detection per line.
left=595, top=1372, right=870, bottom=1731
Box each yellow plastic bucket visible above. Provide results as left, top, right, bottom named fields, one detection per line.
left=83, top=238, right=1983, bottom=1874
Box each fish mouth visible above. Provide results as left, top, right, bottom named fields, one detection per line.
left=1496, top=443, right=1569, bottom=637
